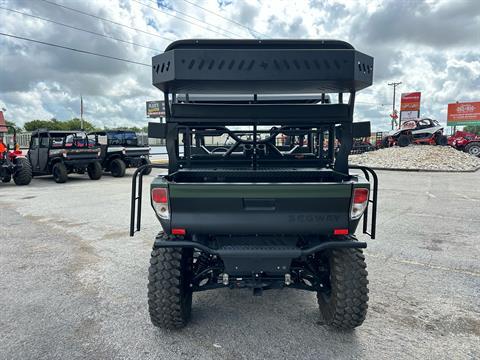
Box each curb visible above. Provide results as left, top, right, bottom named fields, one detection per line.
left=352, top=165, right=480, bottom=173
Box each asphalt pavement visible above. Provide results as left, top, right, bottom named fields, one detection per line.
left=1, top=169, right=479, bottom=359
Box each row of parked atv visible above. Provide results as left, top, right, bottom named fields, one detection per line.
left=0, top=127, right=151, bottom=186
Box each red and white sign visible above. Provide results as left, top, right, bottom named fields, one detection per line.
left=447, top=102, right=480, bottom=125
left=400, top=110, right=418, bottom=122
left=400, top=92, right=421, bottom=112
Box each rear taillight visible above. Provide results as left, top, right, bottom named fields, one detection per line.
left=152, top=188, right=169, bottom=220
left=350, top=188, right=369, bottom=220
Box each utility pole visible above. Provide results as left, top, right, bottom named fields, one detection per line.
left=388, top=82, right=401, bottom=130
left=80, top=95, right=84, bottom=130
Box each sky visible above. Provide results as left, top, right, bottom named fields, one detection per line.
left=0, top=0, right=479, bottom=131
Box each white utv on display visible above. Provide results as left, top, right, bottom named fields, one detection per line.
left=130, top=39, right=378, bottom=330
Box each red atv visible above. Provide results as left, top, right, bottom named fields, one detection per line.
left=0, top=126, right=32, bottom=185
left=448, top=131, right=480, bottom=157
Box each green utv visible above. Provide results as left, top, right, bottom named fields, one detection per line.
left=130, top=39, right=378, bottom=330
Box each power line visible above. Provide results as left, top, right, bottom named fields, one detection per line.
left=143, top=0, right=245, bottom=38
left=0, top=32, right=152, bottom=67
left=133, top=0, right=242, bottom=38
left=356, top=101, right=388, bottom=107
left=39, top=0, right=174, bottom=41
left=180, top=0, right=269, bottom=38
left=0, top=6, right=161, bottom=52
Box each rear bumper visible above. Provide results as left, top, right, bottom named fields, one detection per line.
left=63, top=159, right=99, bottom=168
left=154, top=234, right=366, bottom=276
left=153, top=235, right=366, bottom=257
left=124, top=155, right=148, bottom=167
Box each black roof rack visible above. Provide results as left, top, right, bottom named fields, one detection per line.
left=153, top=39, right=373, bottom=94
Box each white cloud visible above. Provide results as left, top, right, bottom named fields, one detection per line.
left=0, top=0, right=479, bottom=133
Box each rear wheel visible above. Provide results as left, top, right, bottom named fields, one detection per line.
left=317, top=246, right=369, bottom=330
left=148, top=237, right=193, bottom=329
left=52, top=162, right=68, bottom=183
left=87, top=161, right=102, bottom=180
left=435, top=134, right=448, bottom=146
left=397, top=134, right=411, bottom=147
left=2, top=174, right=11, bottom=183
left=110, top=158, right=126, bottom=177
left=464, top=142, right=480, bottom=156
left=141, top=158, right=152, bottom=175
left=13, top=158, right=32, bottom=185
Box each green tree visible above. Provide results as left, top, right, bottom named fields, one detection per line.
left=5, top=120, right=18, bottom=134
left=23, top=118, right=98, bottom=132
left=63, top=118, right=97, bottom=131
left=109, top=126, right=147, bottom=132
left=463, top=125, right=480, bottom=135
left=24, top=119, right=63, bottom=131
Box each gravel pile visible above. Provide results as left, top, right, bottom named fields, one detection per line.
left=350, top=145, right=480, bottom=171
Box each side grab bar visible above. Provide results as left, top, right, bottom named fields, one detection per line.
left=130, top=164, right=168, bottom=236
left=350, top=166, right=378, bottom=239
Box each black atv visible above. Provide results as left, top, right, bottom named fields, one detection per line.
left=89, top=130, right=151, bottom=177
left=130, top=39, right=378, bottom=330
left=28, top=129, right=103, bottom=183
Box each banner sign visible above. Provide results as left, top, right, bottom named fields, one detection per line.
left=400, top=110, right=419, bottom=122
left=447, top=102, right=480, bottom=126
left=400, top=92, right=421, bottom=112
left=146, top=101, right=165, bottom=117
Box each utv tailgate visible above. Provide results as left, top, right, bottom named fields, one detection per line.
left=168, top=183, right=353, bottom=235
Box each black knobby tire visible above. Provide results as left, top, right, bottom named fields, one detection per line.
left=2, top=174, right=11, bottom=183
left=464, top=142, right=480, bottom=157
left=87, top=161, right=102, bottom=180
left=381, top=137, right=389, bottom=148
left=52, top=162, right=68, bottom=183
left=141, top=158, right=152, bottom=175
left=13, top=158, right=32, bottom=185
left=110, top=158, right=126, bottom=177
left=317, top=246, right=369, bottom=330
left=148, top=239, right=193, bottom=329
left=397, top=134, right=411, bottom=147
left=435, top=135, right=448, bottom=146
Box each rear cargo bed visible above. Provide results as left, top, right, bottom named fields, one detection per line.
left=163, top=169, right=365, bottom=235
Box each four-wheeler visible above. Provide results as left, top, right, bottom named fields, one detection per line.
left=0, top=126, right=32, bottom=185
left=382, top=118, right=448, bottom=147
left=130, top=39, right=378, bottom=330
left=27, top=129, right=103, bottom=183
left=89, top=130, right=151, bottom=177
left=448, top=130, right=480, bottom=157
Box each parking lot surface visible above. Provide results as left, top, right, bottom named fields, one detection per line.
left=1, top=170, right=479, bottom=359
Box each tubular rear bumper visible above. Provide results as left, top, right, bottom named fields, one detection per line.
left=154, top=234, right=366, bottom=275
left=153, top=236, right=366, bottom=257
